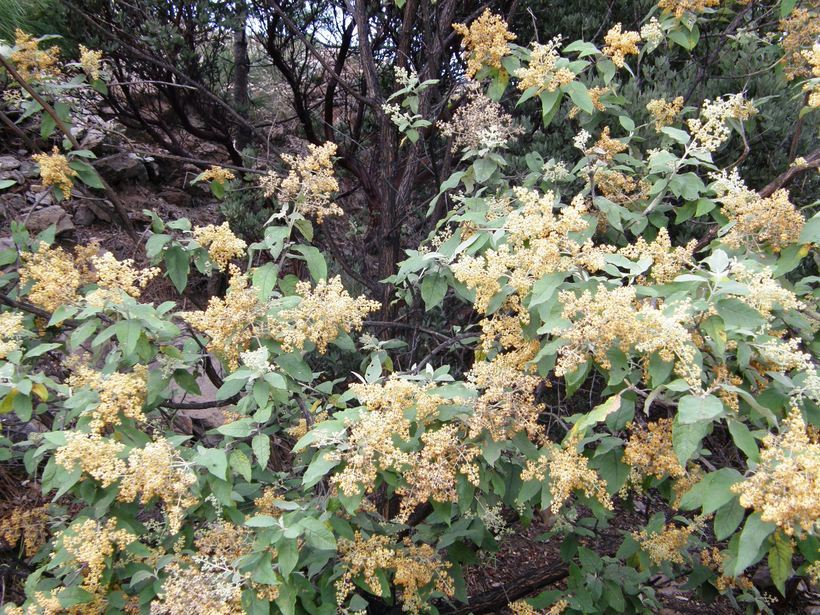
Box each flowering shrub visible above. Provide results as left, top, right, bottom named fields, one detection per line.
left=1, top=1, right=819, bottom=614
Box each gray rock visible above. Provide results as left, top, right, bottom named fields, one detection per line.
left=0, top=170, right=25, bottom=184
left=73, top=203, right=97, bottom=226
left=0, top=156, right=21, bottom=172
left=18, top=160, right=38, bottom=178
left=18, top=205, right=74, bottom=235
left=0, top=193, right=26, bottom=220
left=159, top=189, right=193, bottom=208
left=80, top=129, right=106, bottom=153
left=95, top=152, right=148, bottom=184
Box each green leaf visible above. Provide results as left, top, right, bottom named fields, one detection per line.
left=566, top=81, right=593, bottom=114
left=0, top=179, right=17, bottom=190
left=798, top=212, right=819, bottom=244
left=473, top=157, right=496, bottom=182
left=164, top=246, right=190, bottom=293
left=734, top=513, right=775, bottom=576
left=115, top=320, right=141, bottom=355
left=230, top=449, right=252, bottom=481
left=303, top=451, right=340, bottom=488
left=727, top=419, right=759, bottom=463
left=714, top=499, right=745, bottom=540
left=300, top=518, right=337, bottom=550
left=275, top=580, right=297, bottom=615
left=716, top=298, right=765, bottom=331
left=677, top=394, right=724, bottom=424
left=672, top=416, right=710, bottom=465
left=278, top=539, right=298, bottom=577
left=217, top=418, right=255, bottom=438
left=195, top=447, right=228, bottom=480
left=253, top=262, right=279, bottom=298
left=69, top=160, right=104, bottom=189
left=768, top=531, right=793, bottom=596
left=421, top=274, right=448, bottom=309
left=252, top=434, right=270, bottom=469
left=679, top=467, right=742, bottom=513
left=292, top=245, right=327, bottom=282
left=567, top=394, right=621, bottom=441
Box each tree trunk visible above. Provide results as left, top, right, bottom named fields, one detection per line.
left=233, top=1, right=252, bottom=150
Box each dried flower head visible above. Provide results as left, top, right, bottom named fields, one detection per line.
left=624, top=419, right=686, bottom=486
left=57, top=518, right=136, bottom=590
left=32, top=147, right=77, bottom=197
left=658, top=0, right=719, bottom=20
left=779, top=8, right=820, bottom=81
left=646, top=96, right=685, bottom=131
left=275, top=142, right=342, bottom=222
left=515, top=37, right=574, bottom=94
left=603, top=23, right=641, bottom=68
left=0, top=504, right=51, bottom=557
left=193, top=222, right=247, bottom=270
left=452, top=10, right=516, bottom=78
left=687, top=93, right=757, bottom=152
left=86, top=252, right=159, bottom=306
left=10, top=29, right=61, bottom=81
left=78, top=45, right=103, bottom=81
left=633, top=518, right=703, bottom=565
left=55, top=432, right=126, bottom=486
left=0, top=311, right=25, bottom=359
left=19, top=244, right=82, bottom=311
left=68, top=364, right=149, bottom=432
left=732, top=406, right=820, bottom=536
left=199, top=166, right=236, bottom=184
left=438, top=81, right=522, bottom=152
left=336, top=533, right=454, bottom=614
left=269, top=276, right=379, bottom=354
left=179, top=265, right=265, bottom=370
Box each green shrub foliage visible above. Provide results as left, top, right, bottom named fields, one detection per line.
left=0, top=1, right=818, bottom=614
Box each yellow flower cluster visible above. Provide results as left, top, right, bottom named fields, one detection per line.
left=452, top=9, right=516, bottom=78
left=593, top=168, right=649, bottom=205
left=452, top=188, right=590, bottom=313
left=333, top=379, right=438, bottom=498
left=193, top=222, right=247, bottom=270
left=555, top=285, right=701, bottom=389
left=0, top=311, right=25, bottom=358
left=199, top=166, right=236, bottom=184
left=719, top=187, right=805, bottom=254
left=515, top=37, right=574, bottom=94
left=397, top=424, right=480, bottom=522
left=658, top=0, right=719, bottom=19
left=68, top=364, right=149, bottom=432
left=603, top=23, right=641, bottom=68
left=0, top=503, right=50, bottom=557
left=509, top=599, right=569, bottom=615
left=687, top=94, right=757, bottom=152
left=336, top=533, right=454, bottom=614
left=568, top=86, right=607, bottom=119
left=58, top=518, right=136, bottom=590
left=152, top=563, right=243, bottom=615
left=86, top=252, right=159, bottom=306
left=269, top=276, right=380, bottom=354
left=623, top=419, right=686, bottom=486
left=640, top=17, right=664, bottom=49
left=19, top=244, right=82, bottom=311
left=467, top=360, right=543, bottom=443
left=438, top=81, right=522, bottom=152
left=523, top=439, right=613, bottom=514
left=728, top=263, right=804, bottom=317
left=732, top=406, right=820, bottom=536
left=699, top=547, right=754, bottom=592
left=619, top=227, right=695, bottom=284
left=779, top=8, right=820, bottom=81
left=78, top=45, right=103, bottom=81
left=633, top=519, right=701, bottom=565
left=803, top=43, right=820, bottom=107
left=55, top=432, right=126, bottom=486
left=180, top=265, right=265, bottom=370
left=32, top=147, right=77, bottom=197
left=277, top=142, right=342, bottom=222
left=118, top=438, right=198, bottom=534
left=10, top=29, right=61, bottom=81
left=646, top=96, right=684, bottom=131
